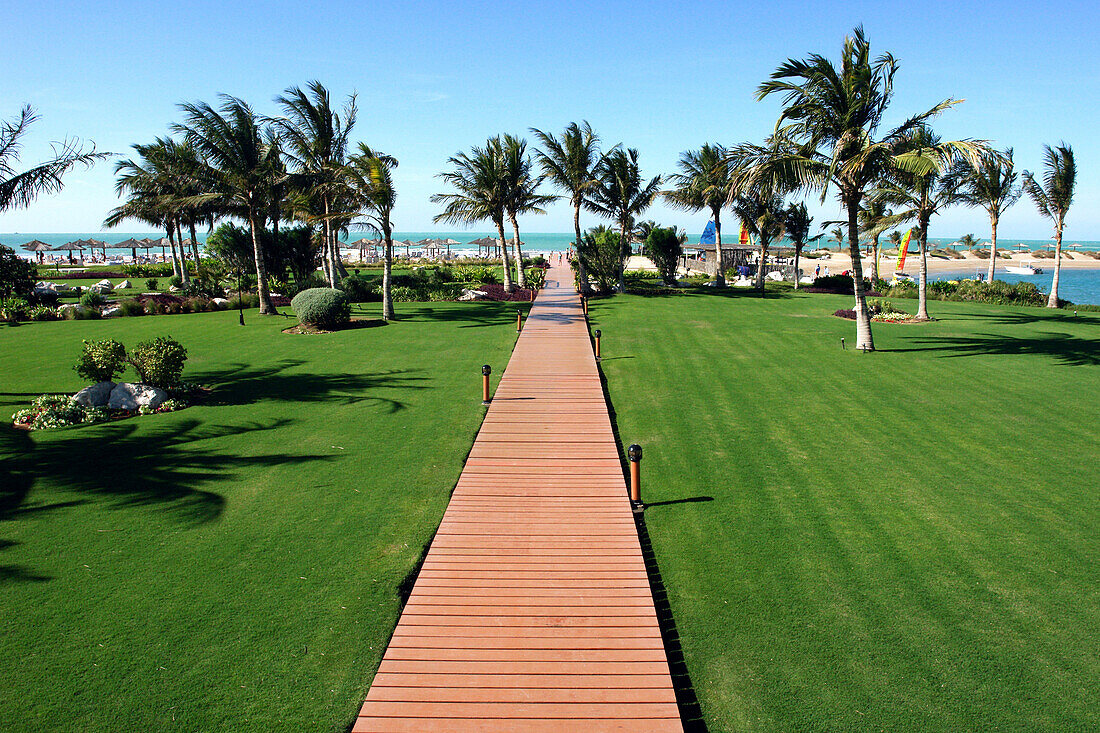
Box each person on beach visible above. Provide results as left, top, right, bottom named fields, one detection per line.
left=815, top=264, right=821, bottom=278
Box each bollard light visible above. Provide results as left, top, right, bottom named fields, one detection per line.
left=582, top=296, right=588, bottom=316
left=516, top=310, right=523, bottom=332
left=840, top=337, right=846, bottom=350
left=594, top=329, right=602, bottom=361
left=628, top=443, right=643, bottom=512
left=481, top=364, right=492, bottom=405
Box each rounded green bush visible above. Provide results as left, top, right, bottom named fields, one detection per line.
left=291, top=287, right=351, bottom=328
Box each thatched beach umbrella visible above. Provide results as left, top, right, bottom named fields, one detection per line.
left=54, top=240, right=87, bottom=264
left=21, top=239, right=51, bottom=263
left=115, top=237, right=144, bottom=260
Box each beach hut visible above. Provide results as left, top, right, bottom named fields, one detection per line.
left=114, top=237, right=145, bottom=260
left=347, top=238, right=378, bottom=262
left=424, top=239, right=449, bottom=260
left=21, top=240, right=52, bottom=262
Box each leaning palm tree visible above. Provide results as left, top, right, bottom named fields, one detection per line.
left=585, top=148, right=662, bottom=292
left=432, top=137, right=515, bottom=292
left=859, top=198, right=892, bottom=281
left=732, top=26, right=986, bottom=350
left=502, top=134, right=556, bottom=289
left=272, top=81, right=356, bottom=287
left=175, top=96, right=280, bottom=314
left=1022, top=143, right=1076, bottom=307
left=954, top=147, right=1020, bottom=281
left=1, top=105, right=107, bottom=213
left=873, top=127, right=968, bottom=320
left=344, top=143, right=399, bottom=320
left=783, top=202, right=815, bottom=289
left=731, top=192, right=786, bottom=296
left=957, top=233, right=980, bottom=251
left=664, top=143, right=734, bottom=286
left=530, top=121, right=610, bottom=293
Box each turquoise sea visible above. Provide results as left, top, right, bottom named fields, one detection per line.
left=6, top=232, right=1100, bottom=304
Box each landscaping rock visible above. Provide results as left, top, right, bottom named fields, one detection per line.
left=108, top=383, right=167, bottom=411
left=90, top=284, right=113, bottom=295
left=212, top=297, right=229, bottom=307
left=58, top=304, right=87, bottom=316
left=95, top=279, right=112, bottom=288
left=101, top=306, right=122, bottom=318
left=115, top=280, right=132, bottom=290
left=73, top=381, right=116, bottom=407
left=168, top=285, right=181, bottom=292
left=458, top=288, right=488, bottom=301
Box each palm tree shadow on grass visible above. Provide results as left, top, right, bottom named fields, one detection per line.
left=395, top=302, right=531, bottom=329
left=888, top=331, right=1099, bottom=366
left=620, top=284, right=794, bottom=300
left=195, top=359, right=427, bottom=412
left=1, top=417, right=337, bottom=582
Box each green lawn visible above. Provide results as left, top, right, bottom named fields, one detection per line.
left=590, top=288, right=1099, bottom=732
left=0, top=301, right=523, bottom=731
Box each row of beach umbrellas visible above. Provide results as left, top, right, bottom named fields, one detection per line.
left=15, top=237, right=180, bottom=262
left=340, top=236, right=524, bottom=259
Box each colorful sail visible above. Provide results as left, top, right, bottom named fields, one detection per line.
left=700, top=220, right=716, bottom=246
left=739, top=224, right=750, bottom=247
left=896, top=229, right=913, bottom=271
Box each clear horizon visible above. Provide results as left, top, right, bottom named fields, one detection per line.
left=5, top=0, right=1098, bottom=239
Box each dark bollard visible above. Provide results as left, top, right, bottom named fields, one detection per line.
left=840, top=337, right=845, bottom=350
left=481, top=364, right=492, bottom=405
left=594, top=329, right=602, bottom=362
left=516, top=310, right=523, bottom=332
left=582, top=296, right=588, bottom=316
left=628, top=444, right=643, bottom=513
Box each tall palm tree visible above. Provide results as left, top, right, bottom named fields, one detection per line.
left=344, top=143, right=399, bottom=320
left=732, top=26, right=985, bottom=350
left=585, top=148, right=662, bottom=292
left=502, top=134, right=555, bottom=289
left=175, top=96, right=280, bottom=314
left=1, top=105, right=107, bottom=213
left=873, top=127, right=966, bottom=320
left=530, top=121, right=610, bottom=293
left=859, top=198, right=892, bottom=281
left=432, top=137, right=515, bottom=292
left=731, top=193, right=786, bottom=295
left=954, top=147, right=1020, bottom=281
left=664, top=143, right=734, bottom=286
left=783, top=202, right=814, bottom=289
left=827, top=226, right=846, bottom=249
left=1022, top=143, right=1076, bottom=308
left=272, top=81, right=356, bottom=287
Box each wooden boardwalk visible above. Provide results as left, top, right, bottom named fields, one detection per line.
left=353, top=266, right=683, bottom=732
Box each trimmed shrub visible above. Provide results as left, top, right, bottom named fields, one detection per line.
left=116, top=299, right=146, bottom=317
left=145, top=278, right=160, bottom=291
left=524, top=267, right=546, bottom=290
left=80, top=291, right=106, bottom=308
left=29, top=305, right=59, bottom=321
left=128, top=337, right=188, bottom=388
left=290, top=287, right=350, bottom=328
left=1, top=296, right=29, bottom=321
left=340, top=274, right=378, bottom=302
left=74, top=339, right=127, bottom=382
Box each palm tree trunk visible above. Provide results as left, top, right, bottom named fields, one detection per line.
left=872, top=236, right=881, bottom=282
left=508, top=212, right=526, bottom=289
left=618, top=219, right=630, bottom=293
left=793, top=246, right=801, bottom=290
left=573, top=202, right=590, bottom=294
left=847, top=202, right=875, bottom=351
left=188, top=220, right=201, bottom=273
left=916, top=224, right=930, bottom=320
left=712, top=205, right=725, bottom=287
left=167, top=221, right=183, bottom=281
left=987, top=213, right=998, bottom=281
left=496, top=218, right=515, bottom=292
left=272, top=213, right=280, bottom=289
left=323, top=197, right=336, bottom=288
left=250, top=210, right=275, bottom=315
left=757, top=240, right=768, bottom=296
left=382, top=223, right=395, bottom=320
left=1047, top=226, right=1063, bottom=307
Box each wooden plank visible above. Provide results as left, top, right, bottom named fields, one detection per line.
left=356, top=265, right=682, bottom=731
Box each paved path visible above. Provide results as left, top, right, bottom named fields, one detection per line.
left=353, top=266, right=683, bottom=732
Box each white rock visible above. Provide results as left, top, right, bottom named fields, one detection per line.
left=212, top=297, right=229, bottom=307
left=58, top=304, right=87, bottom=315
left=73, top=381, right=116, bottom=407
left=458, top=288, right=488, bottom=301
left=96, top=279, right=112, bottom=288
left=766, top=271, right=785, bottom=281
left=168, top=285, right=181, bottom=292
left=115, top=280, right=132, bottom=290
left=101, top=306, right=122, bottom=318
left=108, top=383, right=167, bottom=411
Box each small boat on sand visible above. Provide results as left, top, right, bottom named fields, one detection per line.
left=1005, top=261, right=1042, bottom=275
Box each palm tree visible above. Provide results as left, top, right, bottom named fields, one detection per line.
left=664, top=143, right=734, bottom=286
left=633, top=220, right=660, bottom=242
left=733, top=26, right=985, bottom=350
left=731, top=193, right=786, bottom=295
left=432, top=137, right=515, bottom=292
left=502, top=134, right=555, bottom=289
left=954, top=148, right=1020, bottom=281
left=827, top=226, right=846, bottom=249
left=1022, top=143, right=1076, bottom=307
left=1, top=105, right=107, bottom=213
left=859, top=198, right=892, bottom=281
left=585, top=148, right=662, bottom=292
left=530, top=122, right=610, bottom=293
left=957, top=233, right=980, bottom=251
left=272, top=81, right=356, bottom=287
left=783, top=202, right=815, bottom=289
left=873, top=127, right=967, bottom=320
left=175, top=96, right=280, bottom=314
left=344, top=143, right=399, bottom=320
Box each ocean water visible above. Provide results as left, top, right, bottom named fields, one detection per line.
left=7, top=232, right=1099, bottom=304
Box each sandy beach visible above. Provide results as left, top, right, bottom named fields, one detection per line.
left=809, top=249, right=1100, bottom=275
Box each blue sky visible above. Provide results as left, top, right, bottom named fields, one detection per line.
left=5, top=0, right=1098, bottom=240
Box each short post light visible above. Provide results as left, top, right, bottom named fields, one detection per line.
left=594, top=329, right=602, bottom=361
left=582, top=296, right=588, bottom=316
left=628, top=443, right=643, bottom=513
left=516, top=309, right=523, bottom=332
left=840, top=337, right=846, bottom=350
left=481, top=364, right=492, bottom=405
